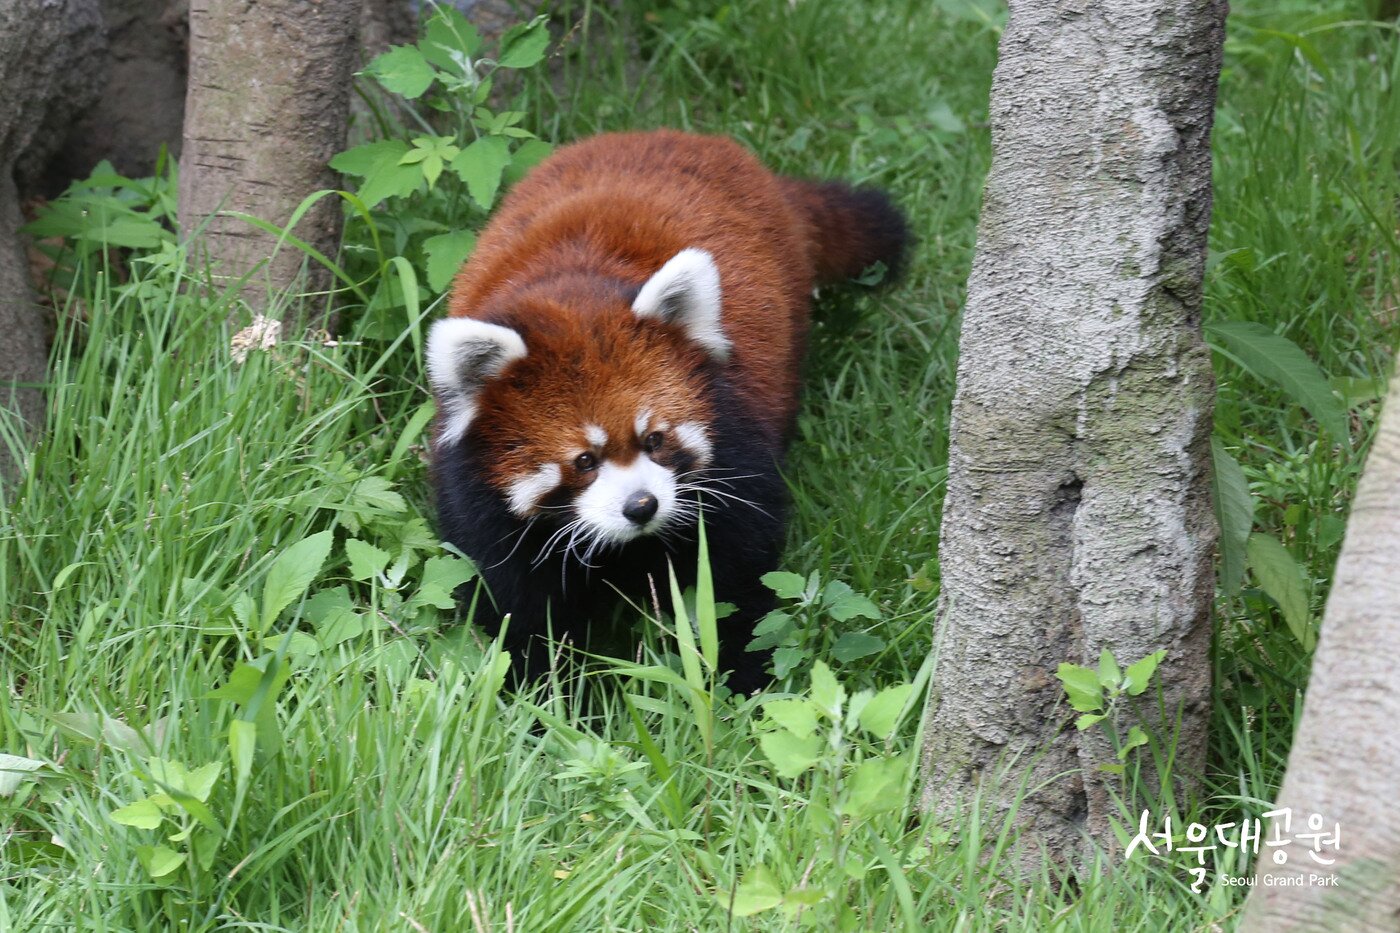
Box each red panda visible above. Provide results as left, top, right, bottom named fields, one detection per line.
left=427, top=129, right=907, bottom=692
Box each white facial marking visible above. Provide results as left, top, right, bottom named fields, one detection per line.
left=575, top=456, right=678, bottom=545
left=673, top=421, right=713, bottom=464
left=506, top=463, right=561, bottom=516
left=584, top=424, right=608, bottom=448
left=634, top=409, right=652, bottom=437
left=631, top=248, right=730, bottom=359
left=426, top=317, right=528, bottom=447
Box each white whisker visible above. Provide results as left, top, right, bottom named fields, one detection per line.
left=488, top=517, right=538, bottom=569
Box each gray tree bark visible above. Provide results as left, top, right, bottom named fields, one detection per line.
left=0, top=0, right=105, bottom=485
left=1240, top=366, right=1400, bottom=931
left=178, top=0, right=361, bottom=318
left=920, top=0, right=1226, bottom=867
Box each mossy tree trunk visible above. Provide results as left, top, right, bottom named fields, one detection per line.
left=1240, top=365, right=1400, bottom=930
left=920, top=0, right=1227, bottom=867
left=178, top=0, right=361, bottom=320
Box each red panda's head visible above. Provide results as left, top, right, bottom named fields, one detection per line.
left=427, top=249, right=728, bottom=549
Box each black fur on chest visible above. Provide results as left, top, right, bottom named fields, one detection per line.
left=432, top=387, right=788, bottom=692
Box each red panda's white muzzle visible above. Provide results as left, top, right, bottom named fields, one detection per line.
left=575, top=456, right=680, bottom=544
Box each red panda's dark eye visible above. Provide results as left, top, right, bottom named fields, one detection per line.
left=643, top=431, right=664, bottom=453
left=574, top=452, right=598, bottom=472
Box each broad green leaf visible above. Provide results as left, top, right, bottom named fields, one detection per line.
left=857, top=684, right=914, bottom=738
left=341, top=475, right=408, bottom=516
left=330, top=140, right=420, bottom=208
left=22, top=198, right=171, bottom=249
left=0, top=754, right=47, bottom=797
left=402, top=136, right=460, bottom=190
left=830, top=632, right=885, bottom=662
left=843, top=755, right=906, bottom=819
left=260, top=530, right=334, bottom=631
left=422, top=153, right=443, bottom=187
left=207, top=659, right=289, bottom=707
left=746, top=611, right=793, bottom=651
left=410, top=554, right=478, bottom=611
left=231, top=591, right=256, bottom=631
left=1118, top=725, right=1150, bottom=760
left=419, top=8, right=482, bottom=71
left=758, top=730, right=822, bottom=779
left=450, top=136, right=511, bottom=209
left=844, top=688, right=873, bottom=730
left=497, top=16, right=550, bottom=69
left=135, top=844, right=185, bottom=879
left=1055, top=663, right=1103, bottom=712
left=726, top=864, right=783, bottom=917
left=345, top=538, right=391, bottom=582
left=229, top=719, right=255, bottom=791
left=183, top=762, right=223, bottom=803
left=1211, top=439, right=1255, bottom=596
left=760, top=571, right=807, bottom=600
left=1097, top=649, right=1121, bottom=689
left=160, top=787, right=220, bottom=831
left=145, top=758, right=189, bottom=793
left=822, top=580, right=881, bottom=621
left=784, top=887, right=828, bottom=908
left=304, top=587, right=365, bottom=646
left=771, top=646, right=807, bottom=679
left=1246, top=533, right=1314, bottom=650
left=762, top=698, right=818, bottom=739
left=1206, top=321, right=1348, bottom=441
left=1123, top=650, right=1168, bottom=696
left=423, top=230, right=477, bottom=292
left=111, top=798, right=163, bottom=829
left=193, top=830, right=221, bottom=872
left=331, top=139, right=407, bottom=176
left=1075, top=713, right=1106, bottom=731
left=809, top=660, right=845, bottom=717
left=368, top=45, right=436, bottom=98
left=262, top=630, right=321, bottom=658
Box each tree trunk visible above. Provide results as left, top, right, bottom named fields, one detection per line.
left=0, top=0, right=104, bottom=485
left=1240, top=366, right=1400, bottom=930
left=919, top=0, right=1226, bottom=868
left=178, top=0, right=360, bottom=319
left=35, top=0, right=188, bottom=195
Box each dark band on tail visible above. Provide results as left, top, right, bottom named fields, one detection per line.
left=781, top=178, right=911, bottom=285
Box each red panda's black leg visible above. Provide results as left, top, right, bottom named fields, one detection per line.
left=696, top=453, right=788, bottom=694
left=715, top=589, right=777, bottom=696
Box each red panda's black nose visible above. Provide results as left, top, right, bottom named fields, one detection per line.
left=622, top=491, right=659, bottom=525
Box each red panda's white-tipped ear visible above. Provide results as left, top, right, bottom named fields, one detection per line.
left=426, top=317, right=527, bottom=446
left=632, top=248, right=729, bottom=359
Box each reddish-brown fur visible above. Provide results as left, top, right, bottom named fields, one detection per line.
left=434, top=130, right=908, bottom=688
left=446, top=129, right=903, bottom=497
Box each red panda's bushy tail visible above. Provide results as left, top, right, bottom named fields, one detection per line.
left=781, top=178, right=911, bottom=286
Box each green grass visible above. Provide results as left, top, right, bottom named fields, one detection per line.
left=4, top=0, right=1399, bottom=929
